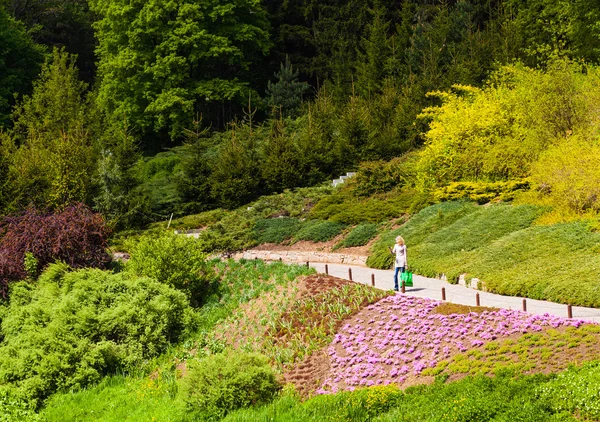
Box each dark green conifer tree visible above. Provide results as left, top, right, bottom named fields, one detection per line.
left=262, top=117, right=302, bottom=192
left=266, top=56, right=310, bottom=118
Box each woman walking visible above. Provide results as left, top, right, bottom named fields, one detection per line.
left=389, top=236, right=408, bottom=291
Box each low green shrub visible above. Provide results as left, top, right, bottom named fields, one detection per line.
left=293, top=220, right=345, bottom=243
left=537, top=361, right=600, bottom=420
left=405, top=203, right=545, bottom=280
left=336, top=223, right=378, bottom=248
left=246, top=186, right=334, bottom=219
left=125, top=231, right=215, bottom=306
left=310, top=187, right=429, bottom=225
left=252, top=217, right=302, bottom=244
left=0, top=386, right=42, bottom=422
left=0, top=264, right=193, bottom=407
left=181, top=352, right=280, bottom=421
left=433, top=179, right=531, bottom=204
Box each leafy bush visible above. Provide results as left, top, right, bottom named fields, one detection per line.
left=530, top=136, right=600, bottom=216
left=350, top=154, right=418, bottom=197
left=0, top=264, right=193, bottom=406
left=417, top=60, right=600, bottom=190
left=181, top=352, right=280, bottom=420
left=293, top=219, right=345, bottom=243
left=252, top=217, right=302, bottom=244
left=433, top=179, right=530, bottom=204
left=125, top=231, right=215, bottom=306
left=246, top=186, right=333, bottom=219
left=0, top=386, right=42, bottom=422
left=0, top=203, right=111, bottom=298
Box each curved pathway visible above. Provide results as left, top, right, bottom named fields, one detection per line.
left=239, top=251, right=600, bottom=323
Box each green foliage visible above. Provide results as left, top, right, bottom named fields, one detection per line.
left=0, top=386, right=42, bottom=422
left=223, top=369, right=586, bottom=421
left=0, top=264, right=193, bottom=407
left=337, top=223, right=378, bottom=249
left=0, top=7, right=44, bottom=127
left=433, top=180, right=531, bottom=204
left=8, top=48, right=97, bottom=211
left=93, top=119, right=149, bottom=230
left=90, top=0, right=272, bottom=144
left=136, top=149, right=184, bottom=219
left=246, top=186, right=334, bottom=219
left=210, top=124, right=262, bottom=209
left=199, top=259, right=315, bottom=330
left=530, top=136, right=600, bottom=216
left=23, top=252, right=37, bottom=279
left=367, top=200, right=600, bottom=306
left=181, top=352, right=280, bottom=420
left=261, top=118, right=304, bottom=193
left=266, top=56, right=310, bottom=118
left=453, top=221, right=600, bottom=307
left=40, top=375, right=187, bottom=422
left=293, top=219, right=345, bottom=243
left=40, top=260, right=314, bottom=422
left=175, top=117, right=215, bottom=215
left=537, top=361, right=600, bottom=420
left=125, top=231, right=215, bottom=306
left=417, top=61, right=600, bottom=190
left=350, top=155, right=417, bottom=197
left=252, top=217, right=302, bottom=244
left=311, top=184, right=431, bottom=225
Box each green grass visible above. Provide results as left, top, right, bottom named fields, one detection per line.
left=41, top=375, right=189, bottom=422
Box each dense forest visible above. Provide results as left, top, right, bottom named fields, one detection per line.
left=3, top=0, right=600, bottom=229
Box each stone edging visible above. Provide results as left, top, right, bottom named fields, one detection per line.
left=234, top=250, right=368, bottom=266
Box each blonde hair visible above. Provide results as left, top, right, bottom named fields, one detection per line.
left=395, top=236, right=405, bottom=245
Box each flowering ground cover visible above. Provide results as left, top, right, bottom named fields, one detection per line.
left=317, top=294, right=598, bottom=394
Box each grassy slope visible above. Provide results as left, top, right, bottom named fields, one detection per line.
left=369, top=201, right=600, bottom=307
left=40, top=280, right=600, bottom=422
left=39, top=262, right=389, bottom=421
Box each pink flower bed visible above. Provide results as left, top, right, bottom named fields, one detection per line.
left=317, top=294, right=585, bottom=394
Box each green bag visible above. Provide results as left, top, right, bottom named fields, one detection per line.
left=401, top=271, right=413, bottom=287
